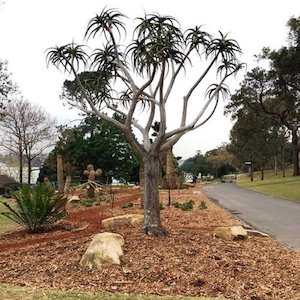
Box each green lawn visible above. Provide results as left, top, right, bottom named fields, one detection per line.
left=236, top=169, right=300, bottom=202
left=0, top=284, right=224, bottom=300
left=0, top=197, right=20, bottom=233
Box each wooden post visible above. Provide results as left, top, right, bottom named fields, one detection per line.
left=57, top=155, right=64, bottom=194
left=166, top=147, right=176, bottom=189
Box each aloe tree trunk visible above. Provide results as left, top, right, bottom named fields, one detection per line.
left=143, top=153, right=167, bottom=236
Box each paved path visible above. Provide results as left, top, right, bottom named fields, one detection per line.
left=202, top=183, right=300, bottom=251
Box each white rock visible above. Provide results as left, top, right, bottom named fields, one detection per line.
left=214, top=226, right=248, bottom=241
left=80, top=232, right=124, bottom=269
left=69, top=195, right=80, bottom=202
left=101, top=214, right=144, bottom=229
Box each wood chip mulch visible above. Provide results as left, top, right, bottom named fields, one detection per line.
left=0, top=185, right=299, bottom=300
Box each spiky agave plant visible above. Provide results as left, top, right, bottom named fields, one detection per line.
left=0, top=184, right=67, bottom=233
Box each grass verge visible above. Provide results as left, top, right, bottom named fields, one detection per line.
left=0, top=284, right=224, bottom=300
left=236, top=169, right=300, bottom=202
left=0, top=197, right=20, bottom=233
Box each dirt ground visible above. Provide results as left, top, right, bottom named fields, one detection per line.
left=0, top=185, right=299, bottom=300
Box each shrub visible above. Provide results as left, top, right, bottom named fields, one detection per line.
left=173, top=199, right=194, bottom=211
left=82, top=200, right=94, bottom=207
left=160, top=202, right=164, bottom=210
left=0, top=184, right=67, bottom=233
left=199, top=200, right=207, bottom=210
left=121, top=202, right=134, bottom=209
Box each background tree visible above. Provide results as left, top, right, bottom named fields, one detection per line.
left=46, top=8, right=242, bottom=236
left=226, top=17, right=300, bottom=176
left=0, top=99, right=57, bottom=184
left=40, top=115, right=140, bottom=184
left=228, top=108, right=282, bottom=179
left=181, top=146, right=236, bottom=180
left=180, top=151, right=211, bottom=181
left=205, top=144, right=236, bottom=178
left=0, top=60, right=16, bottom=116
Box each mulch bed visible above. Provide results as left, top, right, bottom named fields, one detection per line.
left=0, top=185, right=299, bottom=300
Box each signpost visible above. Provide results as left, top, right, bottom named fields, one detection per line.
left=245, top=161, right=253, bottom=182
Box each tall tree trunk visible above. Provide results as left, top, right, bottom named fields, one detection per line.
left=281, top=143, right=286, bottom=178
left=143, top=153, right=167, bottom=237
left=291, top=130, right=300, bottom=176
left=18, top=142, right=23, bottom=184
left=261, top=164, right=264, bottom=181
left=27, top=160, right=32, bottom=185
left=274, top=156, right=278, bottom=175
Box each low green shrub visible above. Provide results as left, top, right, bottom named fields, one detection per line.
left=121, top=202, right=134, bottom=209
left=0, top=184, right=67, bottom=233
left=82, top=200, right=94, bottom=207
left=173, top=199, right=194, bottom=211
left=199, top=200, right=207, bottom=210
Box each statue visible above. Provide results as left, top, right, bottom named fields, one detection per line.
left=84, top=164, right=102, bottom=198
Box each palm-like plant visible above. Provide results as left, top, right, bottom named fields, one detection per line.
left=46, top=42, right=88, bottom=73
left=46, top=8, right=242, bottom=236
left=0, top=184, right=67, bottom=233
left=128, top=14, right=185, bottom=73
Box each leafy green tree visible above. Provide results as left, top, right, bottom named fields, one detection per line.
left=181, top=151, right=210, bottom=180
left=181, top=146, right=236, bottom=180
left=205, top=144, right=237, bottom=178
left=40, top=116, right=139, bottom=184
left=229, top=108, right=282, bottom=179
left=46, top=8, right=242, bottom=236
left=227, top=17, right=300, bottom=176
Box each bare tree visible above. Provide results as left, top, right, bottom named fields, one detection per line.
left=0, top=98, right=57, bottom=184
left=0, top=60, right=17, bottom=116
left=46, top=8, right=242, bottom=236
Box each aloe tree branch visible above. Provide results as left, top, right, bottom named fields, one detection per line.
left=108, top=30, right=138, bottom=94
left=184, top=54, right=219, bottom=101
left=104, top=100, right=145, bottom=134
left=152, top=61, right=167, bottom=149
left=164, top=70, right=234, bottom=140
left=126, top=67, right=157, bottom=129
left=164, top=47, right=194, bottom=102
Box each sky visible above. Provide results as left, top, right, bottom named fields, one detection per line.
left=0, top=0, right=299, bottom=160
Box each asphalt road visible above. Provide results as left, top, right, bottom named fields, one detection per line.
left=202, top=183, right=300, bottom=251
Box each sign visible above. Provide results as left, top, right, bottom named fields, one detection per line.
left=245, top=161, right=252, bottom=165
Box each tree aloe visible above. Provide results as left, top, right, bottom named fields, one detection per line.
left=46, top=8, right=242, bottom=236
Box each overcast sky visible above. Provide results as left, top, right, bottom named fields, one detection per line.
left=0, top=0, right=299, bottom=159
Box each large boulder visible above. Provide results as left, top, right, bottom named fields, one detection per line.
left=80, top=232, right=124, bottom=269
left=101, top=214, right=144, bottom=229
left=214, top=226, right=248, bottom=241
